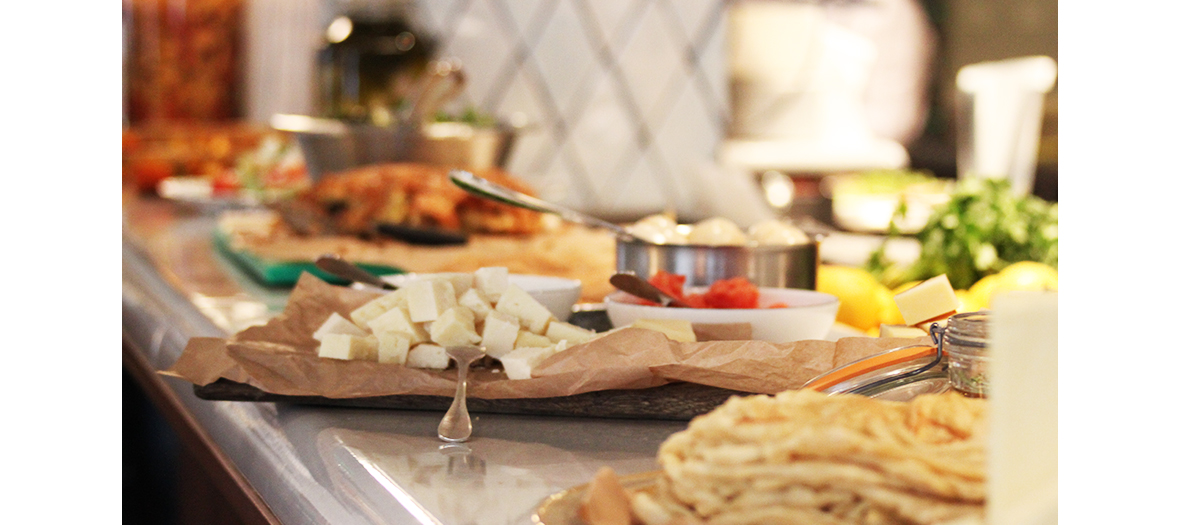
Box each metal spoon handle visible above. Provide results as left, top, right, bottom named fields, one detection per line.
left=314, top=254, right=395, bottom=290
left=438, top=360, right=473, bottom=442
left=449, top=170, right=634, bottom=239
left=610, top=272, right=689, bottom=307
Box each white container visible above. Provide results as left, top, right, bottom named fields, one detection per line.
left=604, top=287, right=839, bottom=343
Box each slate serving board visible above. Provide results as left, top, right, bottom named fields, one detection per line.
left=193, top=379, right=751, bottom=421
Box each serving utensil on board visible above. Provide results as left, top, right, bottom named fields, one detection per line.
left=438, top=345, right=487, bottom=443
left=609, top=272, right=689, bottom=308
left=449, top=170, right=635, bottom=240
left=373, top=222, right=469, bottom=246
left=313, top=254, right=396, bottom=290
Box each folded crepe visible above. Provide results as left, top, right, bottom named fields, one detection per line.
left=583, top=390, right=988, bottom=525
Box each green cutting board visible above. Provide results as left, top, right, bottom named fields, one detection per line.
left=213, top=230, right=404, bottom=287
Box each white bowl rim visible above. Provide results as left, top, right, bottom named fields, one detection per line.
left=381, top=272, right=581, bottom=292
left=605, top=287, right=837, bottom=311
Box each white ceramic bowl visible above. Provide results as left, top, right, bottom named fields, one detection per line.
left=381, top=272, right=582, bottom=321
left=604, top=287, right=840, bottom=343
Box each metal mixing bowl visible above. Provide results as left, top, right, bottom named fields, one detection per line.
left=271, top=114, right=518, bottom=181
left=615, top=237, right=819, bottom=290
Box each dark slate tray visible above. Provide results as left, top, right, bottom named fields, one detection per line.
left=193, top=379, right=751, bottom=421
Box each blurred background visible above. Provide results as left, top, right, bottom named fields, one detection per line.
left=121, top=0, right=1056, bottom=218
left=122, top=0, right=1056, bottom=522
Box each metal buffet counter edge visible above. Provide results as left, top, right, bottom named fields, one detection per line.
left=121, top=198, right=686, bottom=525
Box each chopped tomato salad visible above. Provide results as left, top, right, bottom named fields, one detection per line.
left=641, top=271, right=789, bottom=309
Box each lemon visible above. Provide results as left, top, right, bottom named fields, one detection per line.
left=956, top=289, right=983, bottom=312
left=817, top=265, right=890, bottom=333
left=877, top=285, right=906, bottom=326
left=969, top=262, right=1058, bottom=308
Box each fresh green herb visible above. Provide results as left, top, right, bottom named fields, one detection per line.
left=433, top=106, right=497, bottom=128
left=866, top=177, right=1058, bottom=290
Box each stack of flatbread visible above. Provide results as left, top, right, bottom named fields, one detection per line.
left=584, top=390, right=988, bottom=525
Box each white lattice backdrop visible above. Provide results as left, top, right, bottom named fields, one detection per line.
left=415, top=0, right=730, bottom=221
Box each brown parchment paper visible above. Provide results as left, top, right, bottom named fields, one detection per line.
left=163, top=273, right=926, bottom=399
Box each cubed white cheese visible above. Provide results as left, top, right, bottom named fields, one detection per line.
left=429, top=306, right=482, bottom=347
left=375, top=331, right=412, bottom=365
left=405, top=279, right=458, bottom=323
left=515, top=329, right=555, bottom=350
left=348, top=289, right=409, bottom=327
left=631, top=319, right=697, bottom=343
left=417, top=272, right=474, bottom=297
left=406, top=343, right=451, bottom=369
left=458, top=288, right=494, bottom=322
left=481, top=310, right=521, bottom=359
left=544, top=321, right=596, bottom=347
left=313, top=312, right=370, bottom=342
left=317, top=334, right=379, bottom=361
left=893, top=274, right=959, bottom=326
left=500, top=345, right=558, bottom=380
left=495, top=284, right=554, bottom=334
left=474, top=267, right=510, bottom=302
left=879, top=324, right=930, bottom=338
left=366, top=305, right=430, bottom=345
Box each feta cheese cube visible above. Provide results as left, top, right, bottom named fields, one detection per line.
left=481, top=310, right=520, bottom=359
left=500, top=345, right=558, bottom=380
left=631, top=319, right=697, bottom=342
left=474, top=267, right=510, bottom=302
left=348, top=289, right=409, bottom=327
left=879, top=324, right=930, bottom=339
left=495, top=284, right=554, bottom=334
left=405, top=279, right=458, bottom=323
left=375, top=331, right=412, bottom=365
left=515, top=329, right=554, bottom=350
left=544, top=321, right=596, bottom=346
left=429, top=306, right=482, bottom=347
left=317, top=334, right=379, bottom=361
left=366, top=305, right=430, bottom=345
left=458, top=288, right=494, bottom=322
left=417, top=272, right=474, bottom=297
left=893, top=274, right=959, bottom=326
left=313, top=312, right=370, bottom=342
left=406, top=343, right=452, bottom=369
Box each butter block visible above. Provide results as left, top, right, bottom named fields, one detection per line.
left=405, top=279, right=458, bottom=323
left=500, top=345, right=558, bottom=380
left=349, top=288, right=409, bottom=327
left=406, top=343, right=451, bottom=369
left=366, top=305, right=430, bottom=345
left=313, top=312, right=370, bottom=342
left=317, top=333, right=379, bottom=361
left=495, top=284, right=554, bottom=334
left=879, top=324, right=930, bottom=339
left=481, top=310, right=520, bottom=359
left=474, top=266, right=510, bottom=302
left=458, top=288, right=494, bottom=322
left=545, top=320, right=596, bottom=347
left=893, top=274, right=959, bottom=326
left=429, top=306, right=482, bottom=347
left=375, top=331, right=412, bottom=365
left=515, top=329, right=555, bottom=350
left=631, top=319, right=697, bottom=343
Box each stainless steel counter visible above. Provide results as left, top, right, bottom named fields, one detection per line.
left=121, top=194, right=687, bottom=525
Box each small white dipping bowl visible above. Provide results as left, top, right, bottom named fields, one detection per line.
left=382, top=272, right=582, bottom=321
left=604, top=287, right=840, bottom=343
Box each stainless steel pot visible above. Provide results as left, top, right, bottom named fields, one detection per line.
left=615, top=237, right=819, bottom=290
left=449, top=170, right=820, bottom=290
